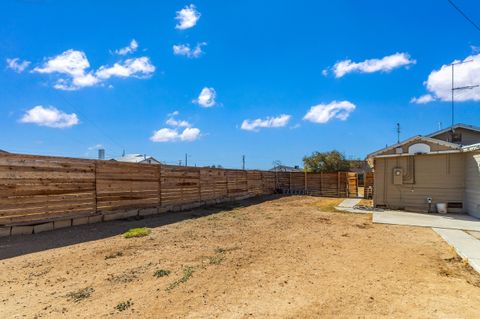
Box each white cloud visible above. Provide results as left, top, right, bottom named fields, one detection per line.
left=32, top=49, right=155, bottom=90
left=303, top=101, right=356, bottom=124
left=166, top=112, right=191, bottom=127
left=410, top=94, right=435, bottom=104
left=194, top=87, right=216, bottom=107
left=150, top=127, right=200, bottom=142
left=33, top=50, right=99, bottom=90
left=180, top=127, right=201, bottom=141
left=173, top=42, right=206, bottom=58
left=96, top=57, right=155, bottom=80
left=34, top=50, right=90, bottom=77
left=6, top=58, right=31, bottom=73
left=241, top=114, right=291, bottom=132
left=151, top=111, right=200, bottom=142
left=20, top=105, right=79, bottom=128
left=175, top=4, right=201, bottom=30
left=114, top=39, right=138, bottom=55
left=418, top=54, right=480, bottom=102
left=332, top=53, right=416, bottom=78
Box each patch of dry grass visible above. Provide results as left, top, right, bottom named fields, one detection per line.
left=311, top=197, right=343, bottom=212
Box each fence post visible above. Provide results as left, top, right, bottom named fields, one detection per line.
left=94, top=161, right=98, bottom=213
left=320, top=172, right=323, bottom=196
left=245, top=169, right=248, bottom=196
left=304, top=169, right=307, bottom=194
left=198, top=168, right=202, bottom=201
left=158, top=164, right=162, bottom=208
left=337, top=172, right=340, bottom=197
left=289, top=172, right=292, bottom=193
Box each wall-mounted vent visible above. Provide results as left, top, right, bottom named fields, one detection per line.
left=395, top=147, right=403, bottom=154
left=447, top=202, right=463, bottom=209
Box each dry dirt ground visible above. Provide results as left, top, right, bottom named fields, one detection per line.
left=1, top=195, right=480, bottom=318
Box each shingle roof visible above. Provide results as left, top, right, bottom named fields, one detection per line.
left=426, top=123, right=480, bottom=138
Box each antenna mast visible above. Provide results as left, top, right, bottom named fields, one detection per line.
left=396, top=123, right=400, bottom=144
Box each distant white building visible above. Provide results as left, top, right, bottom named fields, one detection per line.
left=112, top=154, right=161, bottom=165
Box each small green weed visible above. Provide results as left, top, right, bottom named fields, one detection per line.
left=166, top=266, right=194, bottom=291
left=154, top=269, right=171, bottom=278
left=67, top=287, right=94, bottom=302
left=115, top=299, right=133, bottom=312
left=105, top=251, right=123, bottom=259
left=124, top=227, right=151, bottom=238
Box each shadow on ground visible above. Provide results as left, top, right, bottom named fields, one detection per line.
left=0, top=195, right=281, bottom=260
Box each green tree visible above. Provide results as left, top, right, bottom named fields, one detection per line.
left=303, top=150, right=350, bottom=172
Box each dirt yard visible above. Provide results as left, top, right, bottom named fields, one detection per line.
left=1, top=196, right=480, bottom=318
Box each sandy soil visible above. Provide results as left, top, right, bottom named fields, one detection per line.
left=1, top=195, right=480, bottom=318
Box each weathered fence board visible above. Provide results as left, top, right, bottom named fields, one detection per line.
left=96, top=161, right=160, bottom=212
left=0, top=154, right=95, bottom=225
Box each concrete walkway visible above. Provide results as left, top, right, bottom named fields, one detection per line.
left=336, top=198, right=362, bottom=208
left=433, top=228, right=480, bottom=273
left=373, top=210, right=480, bottom=232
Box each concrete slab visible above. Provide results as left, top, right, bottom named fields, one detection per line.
left=373, top=210, right=480, bottom=232
left=11, top=225, right=33, bottom=236
left=54, top=219, right=72, bottom=229
left=139, top=207, right=158, bottom=216
left=433, top=228, right=480, bottom=274
left=88, top=215, right=103, bottom=224
left=103, top=209, right=138, bottom=221
left=33, top=222, right=54, bottom=233
left=72, top=217, right=89, bottom=226
left=337, top=198, right=362, bottom=208
left=468, top=231, right=480, bottom=240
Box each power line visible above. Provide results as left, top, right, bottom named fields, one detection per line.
left=449, top=60, right=480, bottom=126
left=448, top=0, right=480, bottom=33
left=52, top=91, right=126, bottom=153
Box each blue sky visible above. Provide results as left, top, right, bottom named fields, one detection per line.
left=1, top=0, right=480, bottom=169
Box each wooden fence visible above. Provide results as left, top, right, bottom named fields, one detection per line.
left=273, top=171, right=357, bottom=198
left=0, top=153, right=357, bottom=235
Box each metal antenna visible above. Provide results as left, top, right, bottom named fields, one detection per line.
left=242, top=155, right=245, bottom=170
left=396, top=123, right=401, bottom=144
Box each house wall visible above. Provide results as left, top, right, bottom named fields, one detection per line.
left=431, top=128, right=480, bottom=146
left=373, top=153, right=465, bottom=212
left=465, top=151, right=480, bottom=218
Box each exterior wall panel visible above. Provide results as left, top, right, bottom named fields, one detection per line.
left=465, top=151, right=480, bottom=218
left=373, top=153, right=465, bottom=212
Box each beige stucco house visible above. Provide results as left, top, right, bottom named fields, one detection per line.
left=367, top=124, right=480, bottom=218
